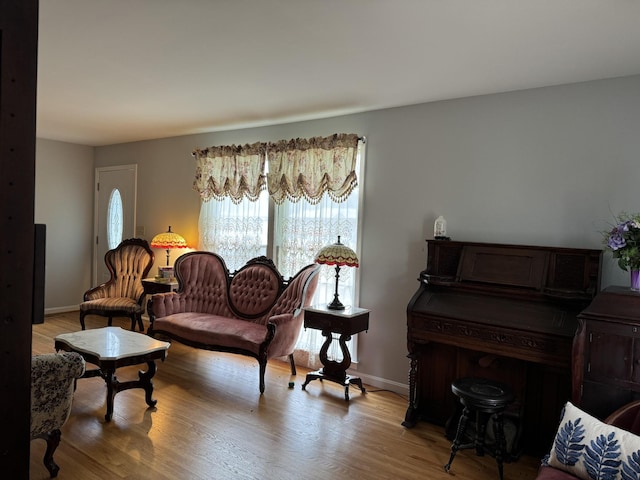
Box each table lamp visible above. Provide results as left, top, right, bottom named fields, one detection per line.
left=150, top=226, right=188, bottom=266
left=314, top=236, right=359, bottom=310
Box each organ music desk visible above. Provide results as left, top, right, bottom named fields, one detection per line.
left=404, top=240, right=601, bottom=454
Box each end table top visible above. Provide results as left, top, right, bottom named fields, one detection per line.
left=304, top=304, right=369, bottom=318
left=54, top=327, right=170, bottom=361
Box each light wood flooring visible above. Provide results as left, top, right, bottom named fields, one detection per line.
left=30, top=312, right=543, bottom=479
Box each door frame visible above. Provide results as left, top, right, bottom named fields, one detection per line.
left=93, top=164, right=138, bottom=285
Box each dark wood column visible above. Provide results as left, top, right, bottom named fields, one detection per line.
left=0, top=0, right=39, bottom=477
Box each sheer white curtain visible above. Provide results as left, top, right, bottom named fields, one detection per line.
left=194, top=142, right=268, bottom=272
left=273, top=188, right=360, bottom=369
left=198, top=193, right=268, bottom=272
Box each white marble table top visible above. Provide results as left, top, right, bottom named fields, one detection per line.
left=304, top=304, right=370, bottom=318
left=55, top=327, right=170, bottom=361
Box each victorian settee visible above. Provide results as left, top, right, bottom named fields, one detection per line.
left=147, top=251, right=319, bottom=393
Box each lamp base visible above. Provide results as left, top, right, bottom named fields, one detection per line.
left=326, top=298, right=345, bottom=310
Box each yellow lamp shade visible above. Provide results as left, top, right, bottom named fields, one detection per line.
left=150, top=226, right=188, bottom=266
left=314, top=236, right=359, bottom=268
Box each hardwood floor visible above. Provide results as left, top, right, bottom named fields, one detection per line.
left=30, top=312, right=543, bottom=479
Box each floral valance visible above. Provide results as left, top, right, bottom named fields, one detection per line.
left=266, top=133, right=360, bottom=205
left=193, top=133, right=360, bottom=205
left=192, top=142, right=266, bottom=204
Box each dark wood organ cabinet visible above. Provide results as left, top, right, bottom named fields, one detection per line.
left=573, top=286, right=640, bottom=419
left=405, top=240, right=601, bottom=455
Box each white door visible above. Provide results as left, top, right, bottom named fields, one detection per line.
left=94, top=165, right=137, bottom=285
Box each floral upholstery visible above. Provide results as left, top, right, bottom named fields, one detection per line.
left=31, top=352, right=85, bottom=478
left=79, top=238, right=154, bottom=331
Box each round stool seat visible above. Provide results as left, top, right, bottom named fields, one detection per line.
left=451, top=377, right=515, bottom=412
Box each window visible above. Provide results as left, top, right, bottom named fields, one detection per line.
left=107, top=188, right=123, bottom=249
left=195, top=134, right=363, bottom=368
left=199, top=191, right=269, bottom=271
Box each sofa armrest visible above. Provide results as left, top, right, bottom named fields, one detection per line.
left=31, top=352, right=85, bottom=438
left=267, top=313, right=304, bottom=359
left=604, top=399, right=640, bottom=434
left=149, top=291, right=182, bottom=319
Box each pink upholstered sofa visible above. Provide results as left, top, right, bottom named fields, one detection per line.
left=147, top=252, right=319, bottom=393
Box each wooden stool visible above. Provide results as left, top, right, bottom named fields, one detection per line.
left=444, top=377, right=515, bottom=480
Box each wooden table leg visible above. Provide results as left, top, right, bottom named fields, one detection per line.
left=101, top=361, right=158, bottom=421
left=301, top=331, right=366, bottom=400
left=103, top=368, right=117, bottom=422
left=138, top=361, right=158, bottom=408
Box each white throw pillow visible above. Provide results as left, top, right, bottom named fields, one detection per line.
left=546, top=401, right=640, bottom=480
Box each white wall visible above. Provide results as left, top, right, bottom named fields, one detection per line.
left=89, top=74, right=640, bottom=391
left=35, top=138, right=94, bottom=312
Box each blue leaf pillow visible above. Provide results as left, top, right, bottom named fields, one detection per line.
left=547, top=402, right=640, bottom=480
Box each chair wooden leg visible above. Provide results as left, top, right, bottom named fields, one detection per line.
left=79, top=311, right=86, bottom=330
left=289, top=354, right=297, bottom=375
left=129, top=313, right=143, bottom=331
left=108, top=316, right=113, bottom=326
left=259, top=360, right=266, bottom=394
left=42, top=428, right=61, bottom=478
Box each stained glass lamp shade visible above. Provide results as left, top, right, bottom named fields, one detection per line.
left=314, top=236, right=359, bottom=310
left=150, top=226, right=188, bottom=266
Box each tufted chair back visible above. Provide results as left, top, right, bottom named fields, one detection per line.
left=173, top=251, right=234, bottom=317
left=102, top=239, right=154, bottom=300
left=31, top=352, right=85, bottom=477
left=229, top=257, right=284, bottom=321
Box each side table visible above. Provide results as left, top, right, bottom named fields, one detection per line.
left=55, top=327, right=170, bottom=421
left=142, top=277, right=179, bottom=295
left=301, top=304, right=370, bottom=400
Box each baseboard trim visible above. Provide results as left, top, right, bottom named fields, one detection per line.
left=348, top=370, right=409, bottom=396
left=45, top=305, right=79, bottom=315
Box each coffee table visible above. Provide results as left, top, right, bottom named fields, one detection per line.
left=54, top=327, right=171, bottom=421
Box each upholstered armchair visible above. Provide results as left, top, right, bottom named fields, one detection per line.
left=31, top=352, right=85, bottom=478
left=79, top=238, right=154, bottom=331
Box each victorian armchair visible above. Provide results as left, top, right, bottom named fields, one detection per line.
left=31, top=352, right=85, bottom=477
left=79, top=238, right=154, bottom=331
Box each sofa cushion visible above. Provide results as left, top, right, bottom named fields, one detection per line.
left=79, top=297, right=142, bottom=313
left=546, top=401, right=640, bottom=480
left=153, top=313, right=268, bottom=356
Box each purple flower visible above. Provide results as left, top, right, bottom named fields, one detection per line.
left=608, top=227, right=627, bottom=250
left=621, top=220, right=633, bottom=232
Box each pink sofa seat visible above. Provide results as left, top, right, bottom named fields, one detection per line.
left=148, top=252, right=319, bottom=394
left=153, top=312, right=272, bottom=356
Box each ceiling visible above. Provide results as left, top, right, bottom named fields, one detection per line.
left=37, top=1, right=640, bottom=147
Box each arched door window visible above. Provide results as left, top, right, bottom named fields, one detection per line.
left=107, top=188, right=123, bottom=249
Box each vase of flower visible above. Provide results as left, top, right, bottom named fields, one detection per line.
left=603, top=212, right=640, bottom=291
left=632, top=270, right=640, bottom=291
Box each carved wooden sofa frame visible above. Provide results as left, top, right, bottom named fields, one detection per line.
left=147, top=251, right=319, bottom=393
